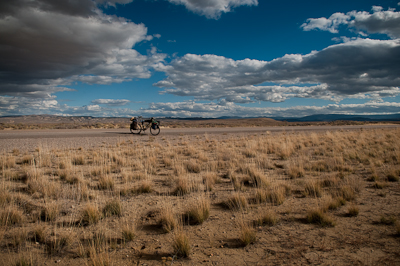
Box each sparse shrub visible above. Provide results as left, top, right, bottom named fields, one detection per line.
left=327, top=197, right=346, bottom=210
left=185, top=160, right=201, bottom=173
left=307, top=208, right=335, bottom=227
left=137, top=180, right=152, bottom=194
left=339, top=185, right=356, bottom=201
left=347, top=205, right=359, bottom=217
left=239, top=222, right=256, bottom=246
left=98, top=175, right=114, bottom=190
left=32, top=224, right=46, bottom=244
left=266, top=186, right=286, bottom=205
left=303, top=181, right=322, bottom=197
left=81, top=204, right=101, bottom=225
left=203, top=172, right=218, bottom=191
left=243, top=148, right=257, bottom=158
left=46, top=232, right=72, bottom=255
left=320, top=176, right=338, bottom=187
left=103, top=199, right=122, bottom=217
left=185, top=197, right=210, bottom=225
left=0, top=208, right=24, bottom=226
left=159, top=206, right=178, bottom=233
left=21, top=155, right=34, bottom=165
left=222, top=193, right=248, bottom=210
left=40, top=203, right=59, bottom=222
left=172, top=230, right=191, bottom=258
left=173, top=176, right=192, bottom=195
left=246, top=167, right=269, bottom=188
left=121, top=223, right=135, bottom=241
left=255, top=210, right=278, bottom=226
left=72, top=155, right=85, bottom=165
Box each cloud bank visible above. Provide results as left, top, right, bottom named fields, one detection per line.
left=155, top=38, right=400, bottom=104
left=0, top=0, right=165, bottom=99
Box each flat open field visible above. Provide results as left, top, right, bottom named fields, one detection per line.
left=1, top=125, right=400, bottom=265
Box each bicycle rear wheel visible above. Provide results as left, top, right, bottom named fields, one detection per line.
left=130, top=125, right=141, bottom=134
left=150, top=125, right=160, bottom=136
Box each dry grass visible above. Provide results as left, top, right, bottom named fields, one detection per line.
left=172, top=229, right=191, bottom=258
left=185, top=197, right=210, bottom=225
left=307, top=208, right=336, bottom=227
left=238, top=221, right=257, bottom=246
left=1, top=127, right=400, bottom=264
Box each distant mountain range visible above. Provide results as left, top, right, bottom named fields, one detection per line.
left=167, top=113, right=400, bottom=122
left=1, top=113, right=400, bottom=123
left=269, top=114, right=400, bottom=122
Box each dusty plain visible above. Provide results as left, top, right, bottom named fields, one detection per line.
left=0, top=118, right=399, bottom=266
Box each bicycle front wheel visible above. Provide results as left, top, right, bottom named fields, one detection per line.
left=130, top=126, right=141, bottom=134
left=150, top=126, right=160, bottom=136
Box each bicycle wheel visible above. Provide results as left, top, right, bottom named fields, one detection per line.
left=150, top=125, right=160, bottom=136
left=130, top=125, right=141, bottom=134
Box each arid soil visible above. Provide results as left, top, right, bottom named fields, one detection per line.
left=1, top=127, right=399, bottom=266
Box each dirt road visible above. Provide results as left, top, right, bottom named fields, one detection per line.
left=0, top=124, right=399, bottom=152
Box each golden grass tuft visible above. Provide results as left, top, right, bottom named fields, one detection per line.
left=103, top=199, right=122, bottom=217
left=0, top=207, right=24, bottom=226
left=172, top=229, right=191, bottom=258
left=306, top=208, right=335, bottom=227
left=222, top=193, right=248, bottom=210
left=81, top=204, right=101, bottom=225
left=238, top=221, right=257, bottom=246
left=159, top=205, right=178, bottom=233
left=255, top=209, right=278, bottom=226
left=40, top=203, right=59, bottom=222
left=185, top=197, right=210, bottom=225
left=347, top=205, right=359, bottom=217
left=98, top=175, right=114, bottom=190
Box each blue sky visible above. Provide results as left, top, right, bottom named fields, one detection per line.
left=1, top=0, right=400, bottom=117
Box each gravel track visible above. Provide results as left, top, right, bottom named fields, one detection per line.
left=0, top=124, right=399, bottom=153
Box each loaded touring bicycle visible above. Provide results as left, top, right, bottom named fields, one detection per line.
left=130, top=116, right=160, bottom=135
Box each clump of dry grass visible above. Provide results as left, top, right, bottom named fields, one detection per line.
left=203, top=172, right=218, bottom=191
left=326, top=196, right=346, bottom=210
left=81, top=204, right=101, bottom=225
left=255, top=209, right=278, bottom=226
left=159, top=205, right=178, bottom=233
left=98, top=175, right=114, bottom=190
left=46, top=231, right=73, bottom=255
left=347, top=205, right=359, bottom=217
left=306, top=208, right=335, bottom=227
left=121, top=221, right=135, bottom=242
left=103, top=199, right=122, bottom=217
left=185, top=197, right=210, bottom=225
left=40, top=203, right=59, bottom=222
left=172, top=229, right=191, bottom=258
left=303, top=181, right=322, bottom=197
left=32, top=224, right=47, bottom=244
left=0, top=207, right=24, bottom=226
left=173, top=176, right=194, bottom=195
left=222, top=193, right=248, bottom=210
left=72, top=155, right=85, bottom=165
left=136, top=180, right=153, bottom=194
left=238, top=221, right=256, bottom=246
left=245, top=167, right=269, bottom=188
left=185, top=160, right=201, bottom=173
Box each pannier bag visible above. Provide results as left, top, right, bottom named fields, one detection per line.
left=131, top=120, right=138, bottom=130
left=151, top=119, right=159, bottom=129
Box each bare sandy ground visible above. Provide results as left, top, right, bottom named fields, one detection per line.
left=0, top=124, right=399, bottom=153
